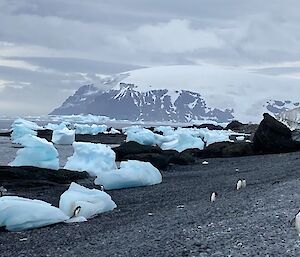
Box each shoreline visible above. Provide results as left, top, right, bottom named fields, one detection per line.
left=1, top=152, right=300, bottom=256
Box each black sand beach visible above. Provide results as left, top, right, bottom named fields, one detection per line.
left=1, top=151, right=300, bottom=256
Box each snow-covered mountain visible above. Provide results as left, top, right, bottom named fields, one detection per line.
left=51, top=65, right=300, bottom=123
left=51, top=83, right=234, bottom=122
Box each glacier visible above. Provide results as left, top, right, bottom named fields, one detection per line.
left=94, top=160, right=162, bottom=190
left=59, top=182, right=116, bottom=219
left=9, top=135, right=59, bottom=170
left=0, top=196, right=69, bottom=232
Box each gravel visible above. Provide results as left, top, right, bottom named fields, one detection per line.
left=1, top=151, right=300, bottom=256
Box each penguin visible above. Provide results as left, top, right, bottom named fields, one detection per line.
left=290, top=210, right=300, bottom=236
left=72, top=206, right=81, bottom=218
left=295, top=211, right=300, bottom=236
left=235, top=168, right=239, bottom=172
left=241, top=179, right=246, bottom=188
left=210, top=192, right=217, bottom=202
left=202, top=161, right=209, bottom=165
left=100, top=185, right=105, bottom=191
left=236, top=180, right=242, bottom=190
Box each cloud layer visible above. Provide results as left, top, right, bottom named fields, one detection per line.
left=1, top=0, right=300, bottom=115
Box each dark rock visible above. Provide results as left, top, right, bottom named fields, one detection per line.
left=184, top=124, right=224, bottom=130
left=226, top=120, right=258, bottom=136
left=114, top=141, right=162, bottom=160
left=0, top=131, right=11, bottom=137
left=199, top=141, right=255, bottom=158
left=75, top=133, right=126, bottom=145
left=292, top=130, right=300, bottom=142
left=0, top=166, right=89, bottom=188
left=37, top=129, right=53, bottom=141
left=114, top=142, right=196, bottom=169
left=169, top=151, right=196, bottom=165
left=121, top=153, right=171, bottom=170
left=225, top=120, right=245, bottom=131
left=253, top=113, right=300, bottom=154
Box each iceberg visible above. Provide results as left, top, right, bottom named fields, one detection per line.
left=154, top=126, right=175, bottom=135
left=52, top=128, right=75, bottom=145
left=0, top=196, right=69, bottom=232
left=95, top=160, right=162, bottom=190
left=64, top=142, right=117, bottom=176
left=11, top=118, right=42, bottom=144
left=9, top=135, right=59, bottom=170
left=45, top=122, right=68, bottom=131
left=59, top=182, right=116, bottom=219
left=105, top=128, right=121, bottom=134
left=124, top=125, right=234, bottom=152
left=160, top=132, right=205, bottom=152
left=75, top=124, right=108, bottom=135
left=126, top=128, right=159, bottom=146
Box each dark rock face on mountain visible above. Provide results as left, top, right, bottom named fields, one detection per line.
left=51, top=83, right=234, bottom=123
left=253, top=113, right=300, bottom=154
left=265, top=100, right=300, bottom=115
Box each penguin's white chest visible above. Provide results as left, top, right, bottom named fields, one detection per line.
left=295, top=212, right=300, bottom=236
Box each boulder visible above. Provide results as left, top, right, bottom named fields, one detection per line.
left=184, top=124, right=224, bottom=130
left=0, top=166, right=89, bottom=188
left=225, top=120, right=258, bottom=136
left=75, top=133, right=126, bottom=144
left=253, top=113, right=300, bottom=154
left=120, top=153, right=171, bottom=170
left=37, top=129, right=53, bottom=142
left=0, top=131, right=11, bottom=137
left=114, top=141, right=162, bottom=160
left=199, top=141, right=255, bottom=158
left=114, top=142, right=196, bottom=169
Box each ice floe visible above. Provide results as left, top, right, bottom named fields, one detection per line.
left=0, top=196, right=69, bottom=232
left=95, top=160, right=162, bottom=190
left=11, top=118, right=42, bottom=144
left=52, top=128, right=75, bottom=145
left=64, top=142, right=117, bottom=176
left=75, top=124, right=108, bottom=135
left=9, top=135, right=59, bottom=170
left=59, top=182, right=116, bottom=219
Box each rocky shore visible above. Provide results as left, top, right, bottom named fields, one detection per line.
left=1, top=151, right=300, bottom=256
left=1, top=114, right=300, bottom=256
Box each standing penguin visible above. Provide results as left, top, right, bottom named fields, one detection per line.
left=236, top=180, right=242, bottom=190
left=296, top=211, right=300, bottom=236
left=241, top=179, right=247, bottom=188
left=210, top=192, right=217, bottom=202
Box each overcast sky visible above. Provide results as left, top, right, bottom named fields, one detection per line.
left=1, top=0, right=300, bottom=115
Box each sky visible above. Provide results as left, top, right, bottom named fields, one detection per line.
left=1, top=0, right=300, bottom=115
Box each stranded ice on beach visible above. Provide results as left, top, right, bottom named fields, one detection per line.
left=59, top=182, right=117, bottom=219
left=9, top=134, right=59, bottom=170
left=0, top=196, right=69, bottom=232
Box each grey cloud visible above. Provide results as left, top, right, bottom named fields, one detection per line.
left=1, top=0, right=300, bottom=115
